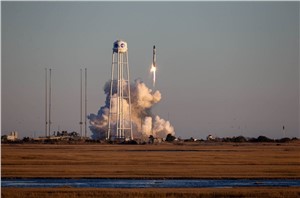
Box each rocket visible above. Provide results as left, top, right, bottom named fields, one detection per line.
left=152, top=45, right=156, bottom=67
left=151, top=45, right=157, bottom=87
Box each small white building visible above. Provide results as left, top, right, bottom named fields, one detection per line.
left=206, top=134, right=215, bottom=141
left=7, top=131, right=18, bottom=141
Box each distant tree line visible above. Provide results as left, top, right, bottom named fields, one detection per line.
left=216, top=135, right=298, bottom=143
left=163, top=134, right=299, bottom=143
left=1, top=133, right=299, bottom=144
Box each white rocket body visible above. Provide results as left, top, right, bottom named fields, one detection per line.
left=153, top=45, right=156, bottom=67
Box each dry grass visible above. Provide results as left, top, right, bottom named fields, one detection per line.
left=2, top=187, right=300, bottom=198
left=2, top=142, right=300, bottom=179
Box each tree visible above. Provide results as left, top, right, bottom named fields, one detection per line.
left=22, top=137, right=31, bottom=142
left=233, top=136, right=247, bottom=142
left=165, top=133, right=176, bottom=142
left=257, top=136, right=273, bottom=142
left=149, top=135, right=154, bottom=144
left=1, top=135, right=8, bottom=142
left=251, top=136, right=273, bottom=142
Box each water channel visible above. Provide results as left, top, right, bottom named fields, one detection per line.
left=2, top=179, right=300, bottom=188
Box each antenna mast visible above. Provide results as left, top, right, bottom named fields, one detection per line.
left=45, top=68, right=48, bottom=137
left=85, top=68, right=87, bottom=138
left=80, top=68, right=83, bottom=137
left=48, top=68, right=52, bottom=137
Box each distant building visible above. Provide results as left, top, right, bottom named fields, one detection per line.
left=7, top=131, right=18, bottom=141
left=206, top=134, right=215, bottom=141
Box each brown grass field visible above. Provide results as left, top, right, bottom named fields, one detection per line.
left=2, top=142, right=300, bottom=179
left=2, top=141, right=300, bottom=197
left=2, top=187, right=300, bottom=198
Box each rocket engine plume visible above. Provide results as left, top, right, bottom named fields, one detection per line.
left=150, top=64, right=156, bottom=87
left=88, top=79, right=175, bottom=140
left=151, top=45, right=157, bottom=87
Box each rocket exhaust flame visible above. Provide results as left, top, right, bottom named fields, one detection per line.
left=150, top=64, right=156, bottom=87
left=151, top=45, right=157, bottom=87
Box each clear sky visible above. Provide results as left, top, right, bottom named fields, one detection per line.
left=2, top=1, right=299, bottom=139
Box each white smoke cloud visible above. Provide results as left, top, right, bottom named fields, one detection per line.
left=142, top=116, right=152, bottom=135
left=88, top=79, right=175, bottom=140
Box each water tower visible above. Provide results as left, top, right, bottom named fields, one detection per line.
left=107, top=40, right=133, bottom=140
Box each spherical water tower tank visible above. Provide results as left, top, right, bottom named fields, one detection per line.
left=113, top=40, right=128, bottom=53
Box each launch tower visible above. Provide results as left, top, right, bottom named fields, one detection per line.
left=107, top=40, right=133, bottom=140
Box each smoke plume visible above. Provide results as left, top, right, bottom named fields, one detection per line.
left=88, top=79, right=175, bottom=140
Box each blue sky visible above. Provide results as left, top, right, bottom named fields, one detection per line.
left=2, top=2, right=299, bottom=139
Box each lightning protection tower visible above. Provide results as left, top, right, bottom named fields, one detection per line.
left=107, top=40, right=133, bottom=141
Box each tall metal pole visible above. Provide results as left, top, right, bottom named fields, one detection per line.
left=126, top=51, right=133, bottom=140
left=117, top=52, right=120, bottom=138
left=107, top=53, right=115, bottom=140
left=48, top=68, right=52, bottom=137
left=45, top=68, right=48, bottom=137
left=85, top=68, right=87, bottom=138
left=84, top=68, right=87, bottom=138
left=116, top=53, right=118, bottom=138
left=80, top=68, right=83, bottom=137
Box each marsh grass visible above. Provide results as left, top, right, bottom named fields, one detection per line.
left=2, top=187, right=300, bottom=198
left=2, top=143, right=300, bottom=198
left=2, top=142, right=300, bottom=179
